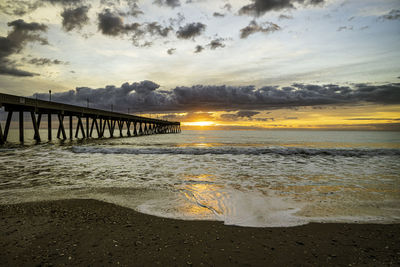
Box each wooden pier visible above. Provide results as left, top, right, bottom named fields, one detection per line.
left=0, top=93, right=180, bottom=144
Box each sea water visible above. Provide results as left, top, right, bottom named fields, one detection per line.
left=0, top=129, right=399, bottom=227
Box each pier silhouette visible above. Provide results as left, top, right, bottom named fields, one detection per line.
left=0, top=93, right=180, bottom=144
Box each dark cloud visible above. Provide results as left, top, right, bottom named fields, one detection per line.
left=61, top=5, right=90, bottom=32
left=98, top=9, right=141, bottom=36
left=160, top=114, right=181, bottom=120
left=42, top=0, right=81, bottom=5
left=213, top=12, right=225, bottom=17
left=194, top=45, right=204, bottom=53
left=278, top=14, right=293, bottom=20
left=153, top=0, right=181, bottom=8
left=0, top=0, right=43, bottom=16
left=337, top=26, right=353, bottom=31
left=185, top=0, right=204, bottom=3
left=7, top=19, right=48, bottom=35
left=255, top=117, right=274, bottom=122
left=31, top=81, right=400, bottom=112
left=100, top=0, right=117, bottom=7
left=97, top=9, right=125, bottom=36
left=379, top=9, right=400, bottom=20
left=223, top=3, right=232, bottom=12
left=220, top=114, right=238, bottom=120
left=126, top=1, right=143, bottom=17
left=221, top=110, right=260, bottom=120
left=240, top=20, right=280, bottom=39
left=146, top=22, right=172, bottom=37
left=237, top=110, right=260, bottom=117
left=161, top=112, right=213, bottom=122
left=167, top=48, right=176, bottom=55
left=0, top=62, right=38, bottom=77
left=176, top=22, right=206, bottom=39
left=239, top=0, right=325, bottom=17
left=169, top=12, right=185, bottom=27
left=0, top=19, right=48, bottom=77
left=97, top=9, right=172, bottom=46
left=32, top=80, right=170, bottom=112
left=25, top=57, right=68, bottom=66
left=140, top=41, right=153, bottom=47
left=101, top=0, right=143, bottom=18
left=207, top=38, right=225, bottom=49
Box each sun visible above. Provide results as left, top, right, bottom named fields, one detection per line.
left=183, top=121, right=215, bottom=127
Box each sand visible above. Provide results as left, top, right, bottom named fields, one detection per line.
left=0, top=199, right=399, bottom=266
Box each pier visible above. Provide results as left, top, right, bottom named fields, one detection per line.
left=0, top=93, right=180, bottom=144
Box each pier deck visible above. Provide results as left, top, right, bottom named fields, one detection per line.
left=0, top=93, right=180, bottom=144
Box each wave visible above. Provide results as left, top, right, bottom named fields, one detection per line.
left=71, top=146, right=400, bottom=157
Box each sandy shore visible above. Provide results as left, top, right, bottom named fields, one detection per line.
left=0, top=199, right=399, bottom=266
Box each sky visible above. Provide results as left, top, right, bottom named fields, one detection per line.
left=0, top=0, right=399, bottom=130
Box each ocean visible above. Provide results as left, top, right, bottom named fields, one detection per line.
left=0, top=129, right=399, bottom=227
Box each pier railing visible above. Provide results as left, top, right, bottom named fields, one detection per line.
left=0, top=93, right=180, bottom=144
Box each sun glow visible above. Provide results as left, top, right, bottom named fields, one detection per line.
left=183, top=121, right=215, bottom=127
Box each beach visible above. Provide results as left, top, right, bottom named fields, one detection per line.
left=1, top=199, right=399, bottom=266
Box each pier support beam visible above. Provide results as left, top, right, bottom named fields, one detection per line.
left=57, top=114, right=66, bottom=140
left=99, top=119, right=103, bottom=137
left=30, top=112, right=40, bottom=142
left=3, top=111, right=13, bottom=142
left=0, top=123, right=3, bottom=145
left=106, top=119, right=113, bottom=138
left=93, top=118, right=100, bottom=138
left=126, top=121, right=131, bottom=136
left=19, top=111, right=24, bottom=143
left=89, top=118, right=95, bottom=137
left=133, top=122, right=137, bottom=136
left=112, top=120, right=116, bottom=135
left=86, top=117, right=89, bottom=138
left=75, top=116, right=85, bottom=138
left=69, top=115, right=73, bottom=139
left=101, top=119, right=106, bottom=137
left=48, top=113, right=52, bottom=141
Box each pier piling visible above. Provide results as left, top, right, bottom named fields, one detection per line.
left=48, top=114, right=52, bottom=140
left=69, top=115, right=73, bottom=139
left=19, top=111, right=23, bottom=143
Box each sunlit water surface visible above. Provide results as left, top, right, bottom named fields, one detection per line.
left=0, top=129, right=399, bottom=227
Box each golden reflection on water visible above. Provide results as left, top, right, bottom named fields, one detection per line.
left=176, top=174, right=229, bottom=217
left=194, top=143, right=212, bottom=148
left=175, top=143, right=221, bottom=148
left=173, top=172, right=400, bottom=220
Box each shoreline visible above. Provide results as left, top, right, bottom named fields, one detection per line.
left=1, top=199, right=399, bottom=266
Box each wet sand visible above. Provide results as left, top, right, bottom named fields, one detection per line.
left=0, top=199, right=399, bottom=266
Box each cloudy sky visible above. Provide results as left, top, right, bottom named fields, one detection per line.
left=0, top=0, right=399, bottom=130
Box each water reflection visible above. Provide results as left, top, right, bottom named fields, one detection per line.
left=176, top=143, right=221, bottom=148
left=176, top=174, right=229, bottom=217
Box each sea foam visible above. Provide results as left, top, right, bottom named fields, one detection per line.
left=72, top=146, right=400, bottom=157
